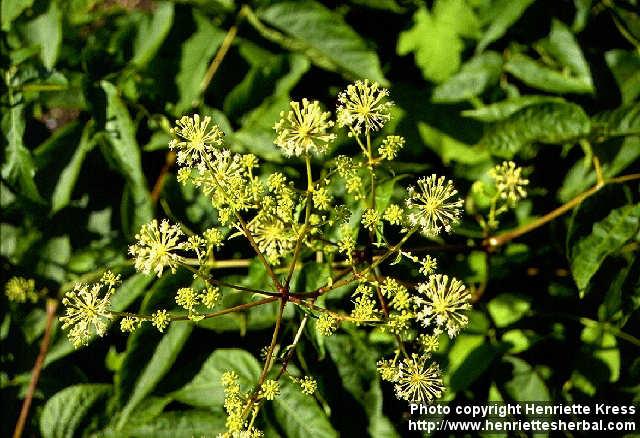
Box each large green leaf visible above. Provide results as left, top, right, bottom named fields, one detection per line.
left=505, top=53, right=593, bottom=94
left=257, top=1, right=386, bottom=84
left=591, top=102, right=640, bottom=139
left=1, top=104, right=44, bottom=203
left=272, top=381, right=338, bottom=438
left=131, top=1, right=174, bottom=68
left=580, top=325, right=620, bottom=383
left=116, top=323, right=193, bottom=428
left=539, top=19, right=592, bottom=84
left=605, top=49, right=640, bottom=104
left=24, top=0, right=62, bottom=70
left=51, top=121, right=95, bottom=213
left=570, top=203, right=640, bottom=291
left=461, top=95, right=565, bottom=122
left=101, top=81, right=153, bottom=234
left=174, top=11, right=225, bottom=113
left=397, top=5, right=465, bottom=83
left=432, top=51, right=503, bottom=103
left=40, top=384, right=111, bottom=438
left=481, top=102, right=591, bottom=158
left=325, top=333, right=399, bottom=438
left=112, top=410, right=226, bottom=438
left=1, top=0, right=34, bottom=31
left=487, top=293, right=531, bottom=328
left=501, top=356, right=550, bottom=401
left=172, top=349, right=260, bottom=409
left=476, top=0, right=535, bottom=52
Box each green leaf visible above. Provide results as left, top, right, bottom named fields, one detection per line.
left=117, top=323, right=193, bottom=429
left=1, top=104, right=44, bottom=203
left=40, top=384, right=111, bottom=438
left=432, top=51, right=503, bottom=102
left=481, top=102, right=591, bottom=158
left=24, top=0, right=62, bottom=70
left=114, top=410, right=226, bottom=438
left=397, top=6, right=463, bottom=83
left=580, top=325, right=620, bottom=382
left=502, top=329, right=533, bottom=353
left=272, top=381, right=338, bottom=438
left=605, top=49, right=640, bottom=104
left=325, top=333, right=399, bottom=437
left=501, top=356, right=550, bottom=401
left=539, top=20, right=592, bottom=83
left=487, top=293, right=531, bottom=327
left=256, top=1, right=386, bottom=84
left=418, top=122, right=491, bottom=165
left=51, top=121, right=95, bottom=213
left=449, top=342, right=498, bottom=392
left=101, top=81, right=153, bottom=234
left=174, top=10, right=226, bottom=113
left=172, top=349, right=260, bottom=409
left=476, top=0, right=535, bottom=52
left=592, top=102, right=640, bottom=139
left=462, top=96, right=565, bottom=122
left=570, top=203, right=640, bottom=291
left=1, top=0, right=34, bottom=31
left=505, top=53, right=593, bottom=94
left=131, top=1, right=174, bottom=68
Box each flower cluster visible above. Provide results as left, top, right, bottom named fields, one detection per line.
left=406, top=175, right=464, bottom=237
left=490, top=160, right=529, bottom=206
left=4, top=277, right=39, bottom=303
left=274, top=99, right=336, bottom=157
left=58, top=80, right=474, bottom=427
left=59, top=271, right=120, bottom=348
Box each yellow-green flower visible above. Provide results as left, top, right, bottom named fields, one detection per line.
left=60, top=274, right=118, bottom=348
left=176, top=287, right=199, bottom=312
left=351, top=295, right=378, bottom=323
left=129, top=219, right=186, bottom=277
left=361, top=208, right=381, bottom=231
left=169, top=114, right=224, bottom=167
left=378, top=135, right=405, bottom=160
left=312, top=187, right=332, bottom=210
left=489, top=161, right=529, bottom=205
left=419, top=334, right=440, bottom=353
left=383, top=204, right=404, bottom=225
left=295, top=376, right=318, bottom=395
left=337, top=80, right=394, bottom=134
left=200, top=286, right=220, bottom=308
left=120, top=316, right=141, bottom=333
left=260, top=379, right=280, bottom=400
left=151, top=309, right=170, bottom=332
left=394, top=354, right=445, bottom=403
left=415, top=274, right=471, bottom=337
left=419, top=255, right=437, bottom=276
left=406, top=175, right=463, bottom=237
left=316, top=313, right=339, bottom=336
left=377, top=358, right=400, bottom=382
left=4, top=277, right=39, bottom=303
left=274, top=99, right=336, bottom=157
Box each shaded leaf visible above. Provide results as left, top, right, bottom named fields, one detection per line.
left=116, top=323, right=193, bottom=428
left=272, top=381, right=338, bottom=438
left=131, top=1, right=174, bottom=68
left=174, top=11, right=225, bottom=113
left=481, top=102, right=591, bottom=157
left=1, top=0, right=35, bottom=31
left=51, top=121, right=95, bottom=213
left=257, top=1, right=386, bottom=84
left=570, top=203, right=640, bottom=291
left=172, top=349, right=260, bottom=409
left=101, top=81, right=153, bottom=234
left=40, top=384, right=111, bottom=438
left=461, top=95, right=565, bottom=122
left=113, top=410, right=226, bottom=438
left=505, top=53, right=593, bottom=94
left=502, top=356, right=550, bottom=401
left=432, top=51, right=503, bottom=103
left=476, top=0, right=535, bottom=52
left=1, top=104, right=44, bottom=203
left=24, top=0, right=62, bottom=70
left=487, top=293, right=531, bottom=328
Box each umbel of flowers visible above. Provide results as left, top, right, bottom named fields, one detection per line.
left=57, top=79, right=526, bottom=436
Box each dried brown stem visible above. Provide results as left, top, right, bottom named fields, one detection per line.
left=13, top=299, right=58, bottom=438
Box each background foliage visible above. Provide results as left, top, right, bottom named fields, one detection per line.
left=2, top=0, right=639, bottom=436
